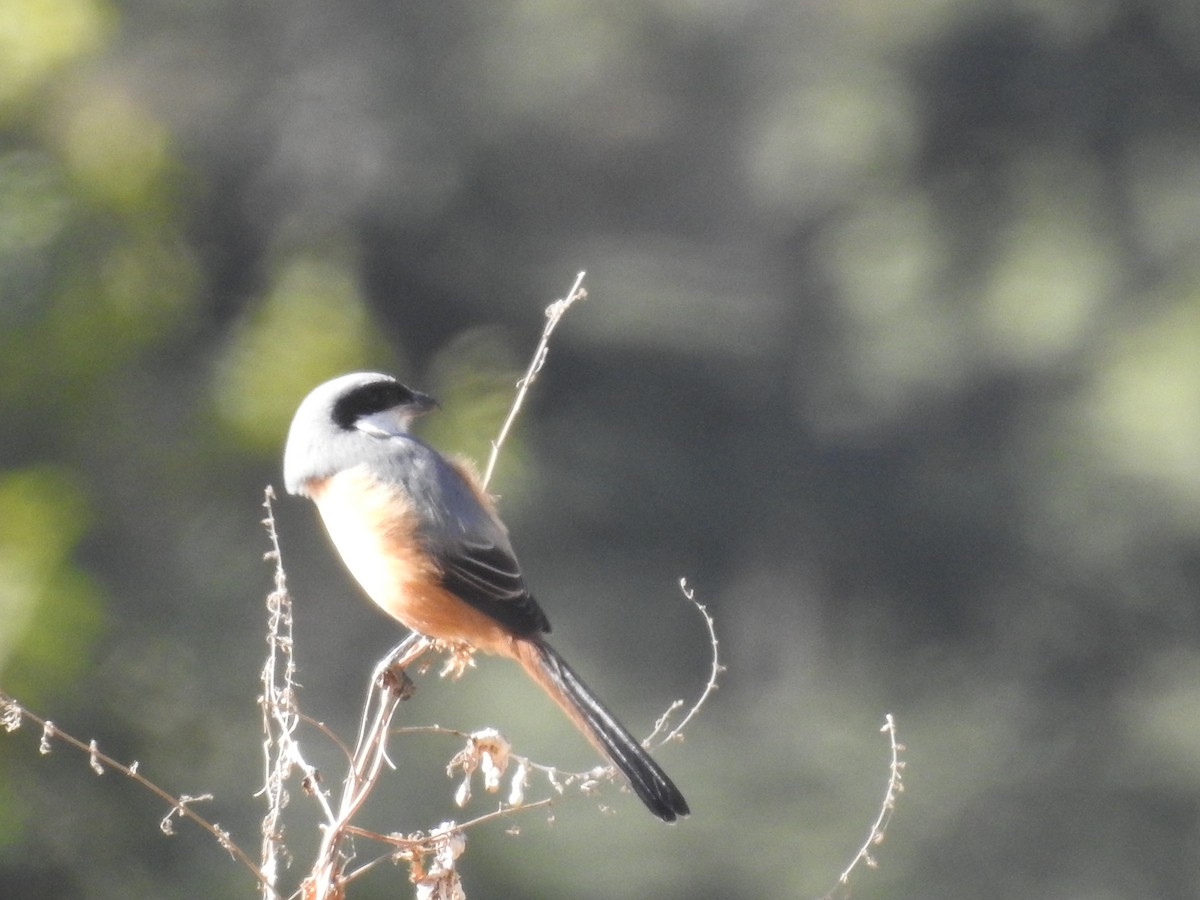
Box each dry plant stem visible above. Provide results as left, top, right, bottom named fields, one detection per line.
left=0, top=692, right=275, bottom=896
left=820, top=714, right=906, bottom=900
left=308, top=636, right=434, bottom=900
left=259, top=487, right=329, bottom=897
left=645, top=578, right=723, bottom=748
left=351, top=633, right=429, bottom=756
left=481, top=270, right=587, bottom=489
left=344, top=796, right=555, bottom=849
left=261, top=489, right=433, bottom=900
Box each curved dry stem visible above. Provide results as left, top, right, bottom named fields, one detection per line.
left=644, top=578, right=723, bottom=748
left=819, top=714, right=906, bottom=899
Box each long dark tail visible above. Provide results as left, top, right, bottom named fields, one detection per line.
left=513, top=638, right=689, bottom=822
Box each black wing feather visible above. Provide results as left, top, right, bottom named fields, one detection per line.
left=433, top=541, right=551, bottom=637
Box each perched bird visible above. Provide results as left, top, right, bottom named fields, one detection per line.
left=284, top=372, right=689, bottom=821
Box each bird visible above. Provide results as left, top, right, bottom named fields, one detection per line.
left=283, top=371, right=689, bottom=822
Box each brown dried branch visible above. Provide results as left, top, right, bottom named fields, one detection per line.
left=0, top=691, right=274, bottom=896
left=303, top=636, right=431, bottom=900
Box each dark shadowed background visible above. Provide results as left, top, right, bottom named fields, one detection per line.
left=3, top=1, right=1200, bottom=898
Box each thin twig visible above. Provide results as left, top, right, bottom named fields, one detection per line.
left=0, top=692, right=275, bottom=896
left=820, top=714, right=906, bottom=899
left=645, top=578, right=723, bottom=747
left=353, top=798, right=558, bottom=848
left=297, top=712, right=355, bottom=764
left=481, top=271, right=587, bottom=489
left=338, top=795, right=558, bottom=883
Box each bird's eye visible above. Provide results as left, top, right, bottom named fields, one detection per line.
left=362, top=385, right=390, bottom=411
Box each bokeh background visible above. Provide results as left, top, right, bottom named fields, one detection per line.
left=4, top=1, right=1200, bottom=897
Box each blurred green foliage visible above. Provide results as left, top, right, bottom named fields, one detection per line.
left=211, top=248, right=400, bottom=452
left=1087, top=296, right=1200, bottom=514
left=0, top=467, right=104, bottom=701
left=0, top=0, right=112, bottom=114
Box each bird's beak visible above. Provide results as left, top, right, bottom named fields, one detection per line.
left=407, top=390, right=439, bottom=417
